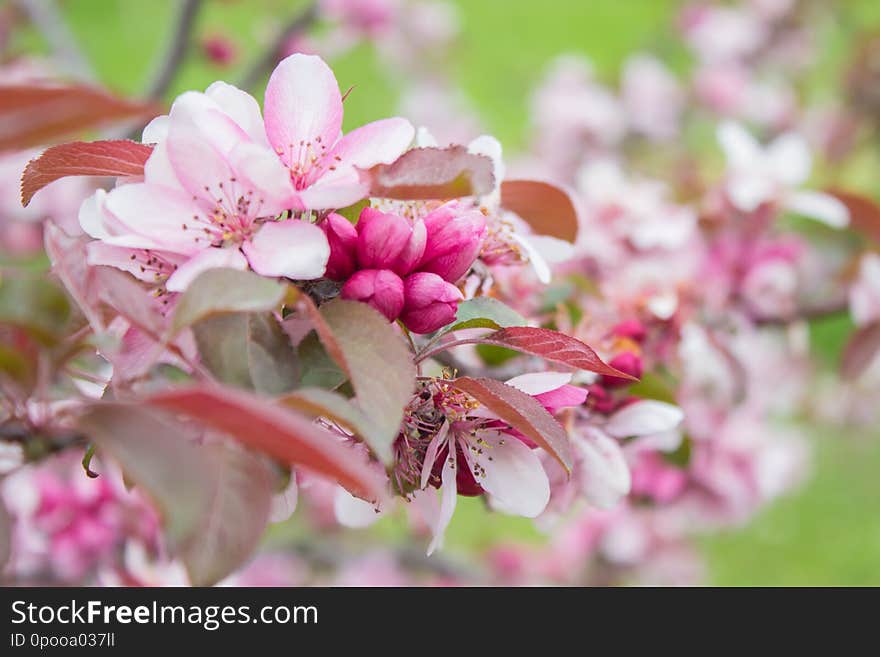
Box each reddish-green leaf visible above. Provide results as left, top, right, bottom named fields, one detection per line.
left=146, top=385, right=388, bottom=504
left=303, top=298, right=416, bottom=459
left=450, top=376, right=574, bottom=472
left=501, top=179, right=580, bottom=242
left=0, top=83, right=161, bottom=151
left=77, top=403, right=274, bottom=586
left=21, top=140, right=152, bottom=206
left=363, top=146, right=495, bottom=200
left=170, top=268, right=286, bottom=335
left=480, top=327, right=635, bottom=379
left=841, top=321, right=880, bottom=381
left=279, top=387, right=391, bottom=464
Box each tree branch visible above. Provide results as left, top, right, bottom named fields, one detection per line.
left=18, top=0, right=95, bottom=81
left=144, top=0, right=203, bottom=100
left=237, top=2, right=319, bottom=92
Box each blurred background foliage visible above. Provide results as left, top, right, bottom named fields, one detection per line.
left=8, top=0, right=880, bottom=584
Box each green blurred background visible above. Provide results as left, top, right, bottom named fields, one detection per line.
left=10, top=0, right=880, bottom=584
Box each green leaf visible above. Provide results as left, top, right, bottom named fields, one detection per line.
left=335, top=199, right=370, bottom=224
left=170, top=268, right=286, bottom=335
left=78, top=402, right=277, bottom=586
left=297, top=331, right=347, bottom=389
left=663, top=435, right=692, bottom=468
left=192, top=313, right=298, bottom=394
left=280, top=387, right=392, bottom=464
left=436, top=296, right=527, bottom=336
left=0, top=271, right=70, bottom=344
left=307, top=298, right=416, bottom=459
left=628, top=371, right=678, bottom=404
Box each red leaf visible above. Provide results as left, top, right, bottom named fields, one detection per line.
left=450, top=376, right=574, bottom=472
left=22, top=140, right=152, bottom=206
left=300, top=297, right=416, bottom=463
left=501, top=179, right=580, bottom=242
left=146, top=386, right=389, bottom=504
left=362, top=146, right=495, bottom=200
left=0, top=83, right=161, bottom=152
left=827, top=188, right=880, bottom=244
left=480, top=327, right=636, bottom=379
left=841, top=321, right=880, bottom=381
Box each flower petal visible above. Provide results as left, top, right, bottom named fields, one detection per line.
left=420, top=422, right=449, bottom=490
left=604, top=400, right=684, bottom=438
left=264, top=54, right=343, bottom=168
left=165, top=247, right=249, bottom=292
left=578, top=428, right=631, bottom=509
left=426, top=448, right=458, bottom=555
left=767, top=132, right=811, bottom=186
left=784, top=190, right=849, bottom=228
left=242, top=220, right=330, bottom=280
left=463, top=431, right=550, bottom=518
left=325, top=117, right=414, bottom=170
left=334, top=487, right=382, bottom=528
left=504, top=372, right=573, bottom=395
left=205, top=81, right=268, bottom=146
left=717, top=121, right=761, bottom=170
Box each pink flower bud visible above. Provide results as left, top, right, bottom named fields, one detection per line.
left=600, top=351, right=643, bottom=388
left=611, top=319, right=647, bottom=342
left=399, top=271, right=463, bottom=334
left=419, top=204, right=487, bottom=283
left=356, top=207, right=426, bottom=276
left=340, top=269, right=405, bottom=321
left=322, top=212, right=358, bottom=280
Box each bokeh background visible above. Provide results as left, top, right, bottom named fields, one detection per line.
left=5, top=0, right=880, bottom=585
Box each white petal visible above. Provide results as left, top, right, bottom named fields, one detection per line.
left=464, top=431, right=550, bottom=518
left=205, top=81, right=269, bottom=146
left=605, top=400, right=684, bottom=438
left=242, top=220, right=330, bottom=280
left=717, top=121, right=761, bottom=170
left=577, top=429, right=631, bottom=509
left=269, top=472, right=298, bottom=523
left=165, top=248, right=248, bottom=292
left=511, top=233, right=552, bottom=284
left=504, top=372, right=573, bottom=396
left=784, top=191, right=849, bottom=228
left=767, top=132, right=811, bottom=185
left=334, top=487, right=382, bottom=528
left=420, top=422, right=449, bottom=490
left=426, top=450, right=458, bottom=555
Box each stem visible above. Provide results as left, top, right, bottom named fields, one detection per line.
left=237, top=2, right=319, bottom=91
left=414, top=337, right=484, bottom=364
left=18, top=0, right=95, bottom=81
left=144, top=0, right=203, bottom=100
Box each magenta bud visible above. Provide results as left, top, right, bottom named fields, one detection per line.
left=322, top=212, right=358, bottom=280
left=356, top=207, right=426, bottom=276
left=611, top=319, right=647, bottom=343
left=419, top=204, right=487, bottom=283
left=340, top=269, right=405, bottom=322
left=600, top=351, right=643, bottom=388
left=399, top=272, right=463, bottom=334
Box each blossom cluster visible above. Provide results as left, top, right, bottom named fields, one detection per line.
left=0, top=0, right=878, bottom=587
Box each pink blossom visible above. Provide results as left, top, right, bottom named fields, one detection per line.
left=399, top=272, right=462, bottom=334
left=340, top=269, right=405, bottom=321
left=717, top=121, right=849, bottom=227
left=356, top=207, right=426, bottom=275
left=264, top=54, right=414, bottom=209
left=420, top=203, right=487, bottom=283
left=320, top=212, right=359, bottom=280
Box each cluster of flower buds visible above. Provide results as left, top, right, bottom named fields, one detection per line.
left=323, top=204, right=486, bottom=333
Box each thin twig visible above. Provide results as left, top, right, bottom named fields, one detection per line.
left=237, top=2, right=319, bottom=92
left=144, top=0, right=203, bottom=100
left=18, top=0, right=95, bottom=81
